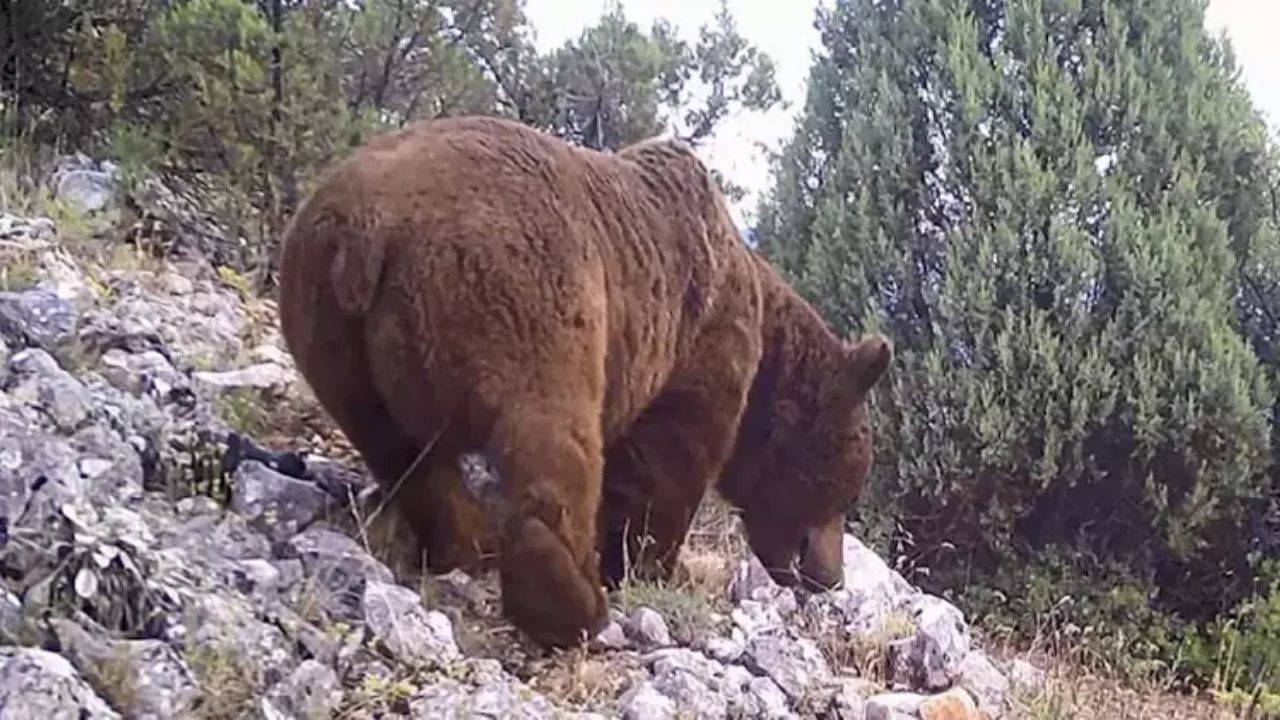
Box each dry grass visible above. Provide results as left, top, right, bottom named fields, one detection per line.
left=1007, top=664, right=1239, bottom=720
left=982, top=614, right=1252, bottom=720
left=184, top=643, right=261, bottom=720
left=814, top=609, right=916, bottom=684
left=526, top=645, right=642, bottom=712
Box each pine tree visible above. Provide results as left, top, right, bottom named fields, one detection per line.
left=756, top=0, right=1280, bottom=626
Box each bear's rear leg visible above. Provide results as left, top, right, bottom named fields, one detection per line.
left=488, top=408, right=609, bottom=649
left=383, top=452, right=497, bottom=574
left=291, top=324, right=490, bottom=576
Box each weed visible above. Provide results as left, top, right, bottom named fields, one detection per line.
left=185, top=644, right=261, bottom=720
left=81, top=646, right=143, bottom=716
left=214, top=387, right=268, bottom=437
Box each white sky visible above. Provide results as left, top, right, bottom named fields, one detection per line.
left=523, top=0, right=1280, bottom=228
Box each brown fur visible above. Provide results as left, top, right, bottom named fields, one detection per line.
left=277, top=116, right=892, bottom=649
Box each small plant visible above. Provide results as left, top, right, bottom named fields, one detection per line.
left=0, top=254, right=40, bottom=291
left=612, top=575, right=723, bottom=646
left=214, top=387, right=268, bottom=437
left=82, top=646, right=144, bottom=716
left=336, top=671, right=418, bottom=717
left=185, top=644, right=260, bottom=720
left=216, top=265, right=254, bottom=303
left=815, top=609, right=915, bottom=683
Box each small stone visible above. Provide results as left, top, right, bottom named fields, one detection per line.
left=0, top=647, right=120, bottom=718
left=865, top=692, right=926, bottom=720
left=229, top=558, right=282, bottom=596
left=54, top=168, right=117, bottom=214
left=1008, top=659, right=1046, bottom=691
left=918, top=688, right=982, bottom=720
left=77, top=457, right=114, bottom=479
left=745, top=676, right=791, bottom=717
left=746, top=634, right=832, bottom=700
left=0, top=589, right=25, bottom=643
left=626, top=607, right=673, bottom=648
left=362, top=580, right=459, bottom=666
left=650, top=660, right=727, bottom=718
left=890, top=595, right=971, bottom=691
left=283, top=526, right=394, bottom=622
left=264, top=659, right=341, bottom=720
left=730, top=555, right=777, bottom=602
left=705, top=631, right=746, bottom=663
left=193, top=363, right=291, bottom=393
left=230, top=459, right=331, bottom=541
left=826, top=678, right=872, bottom=720
left=957, top=651, right=1009, bottom=716
left=0, top=289, right=76, bottom=352
left=591, top=620, right=630, bottom=650
left=161, top=273, right=195, bottom=296
left=175, top=495, right=222, bottom=517
left=620, top=681, right=676, bottom=720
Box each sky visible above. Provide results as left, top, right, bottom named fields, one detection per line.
left=523, top=0, right=1280, bottom=228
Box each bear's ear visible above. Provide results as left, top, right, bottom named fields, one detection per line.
left=843, top=334, right=893, bottom=398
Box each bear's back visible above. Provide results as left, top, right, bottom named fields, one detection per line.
left=288, top=115, right=759, bottom=439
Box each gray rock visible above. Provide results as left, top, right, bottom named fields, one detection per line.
left=745, top=634, right=832, bottom=700
left=54, top=168, right=117, bottom=214
left=730, top=554, right=777, bottom=603
left=864, top=692, right=926, bottom=720
left=174, top=594, right=292, bottom=685
left=231, top=460, right=331, bottom=542
left=166, top=512, right=273, bottom=569
left=825, top=679, right=872, bottom=720
left=825, top=534, right=918, bottom=634
left=228, top=558, right=283, bottom=597
left=0, top=289, right=76, bottom=352
left=591, top=619, right=630, bottom=650
left=408, top=676, right=562, bottom=719
left=0, top=589, right=26, bottom=644
left=6, top=348, right=92, bottom=433
left=958, top=650, right=1009, bottom=716
left=742, top=676, right=792, bottom=718
left=704, top=629, right=746, bottom=663
left=263, top=659, right=341, bottom=720
left=283, top=527, right=394, bottom=622
left=49, top=154, right=116, bottom=213
left=620, top=681, right=677, bottom=720
left=649, top=659, right=727, bottom=718
left=52, top=618, right=200, bottom=719
left=0, top=647, right=120, bottom=719
left=1008, top=658, right=1046, bottom=692
left=626, top=606, right=673, bottom=649
left=732, top=598, right=789, bottom=637
left=193, top=362, right=291, bottom=394
left=0, top=214, right=57, bottom=245
left=98, top=349, right=191, bottom=404
left=889, top=595, right=971, bottom=692
left=646, top=648, right=723, bottom=682
left=260, top=602, right=341, bottom=667
left=362, top=580, right=459, bottom=667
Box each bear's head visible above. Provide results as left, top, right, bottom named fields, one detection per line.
left=727, top=332, right=893, bottom=593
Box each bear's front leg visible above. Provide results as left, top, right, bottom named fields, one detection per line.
left=488, top=409, right=609, bottom=649
left=600, top=337, right=757, bottom=588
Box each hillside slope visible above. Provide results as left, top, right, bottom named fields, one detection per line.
left=0, top=166, right=1216, bottom=719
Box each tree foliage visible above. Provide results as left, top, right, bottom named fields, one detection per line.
left=756, top=0, right=1280, bottom=635
left=0, top=0, right=780, bottom=267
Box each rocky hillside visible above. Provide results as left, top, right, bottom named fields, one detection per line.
left=0, top=167, right=1045, bottom=719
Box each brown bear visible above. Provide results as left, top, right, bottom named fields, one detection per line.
left=277, top=115, right=892, bottom=649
